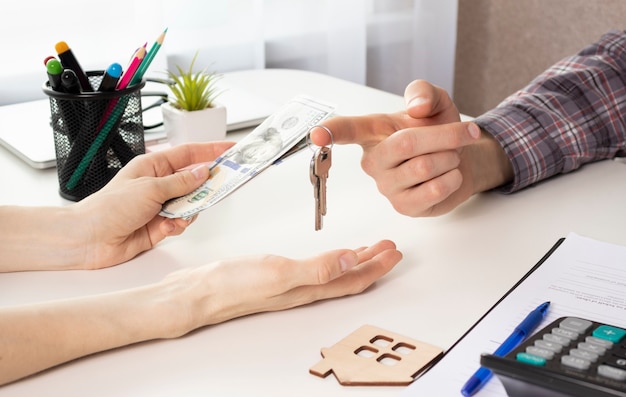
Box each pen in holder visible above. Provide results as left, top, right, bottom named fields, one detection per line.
left=43, top=71, right=146, bottom=201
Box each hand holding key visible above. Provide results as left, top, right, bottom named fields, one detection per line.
left=308, top=81, right=497, bottom=218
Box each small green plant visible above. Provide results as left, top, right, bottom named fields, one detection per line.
left=166, top=52, right=221, bottom=111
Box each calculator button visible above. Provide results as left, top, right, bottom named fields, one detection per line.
left=578, top=342, right=607, bottom=355
left=561, top=355, right=591, bottom=370
left=551, top=327, right=578, bottom=340
left=525, top=346, right=555, bottom=360
left=592, top=325, right=626, bottom=343
left=569, top=348, right=599, bottom=362
left=559, top=317, right=593, bottom=334
left=598, top=364, right=626, bottom=381
left=516, top=352, right=546, bottom=366
left=535, top=339, right=563, bottom=353
left=585, top=335, right=614, bottom=349
left=543, top=333, right=571, bottom=346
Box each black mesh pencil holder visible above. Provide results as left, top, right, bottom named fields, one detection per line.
left=43, top=71, right=146, bottom=201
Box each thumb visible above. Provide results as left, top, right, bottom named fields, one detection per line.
left=153, top=164, right=211, bottom=202
left=404, top=79, right=456, bottom=120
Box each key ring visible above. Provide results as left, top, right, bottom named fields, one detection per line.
left=307, top=125, right=334, bottom=152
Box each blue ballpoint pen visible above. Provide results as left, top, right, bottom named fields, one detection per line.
left=460, top=301, right=550, bottom=396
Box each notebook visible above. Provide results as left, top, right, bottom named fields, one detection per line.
left=0, top=85, right=278, bottom=169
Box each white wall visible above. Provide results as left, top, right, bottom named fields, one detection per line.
left=0, top=0, right=458, bottom=105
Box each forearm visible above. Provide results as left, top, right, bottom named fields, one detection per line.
left=475, top=30, right=626, bottom=193
left=0, top=281, right=185, bottom=385
left=0, top=241, right=400, bottom=386
left=0, top=206, right=87, bottom=272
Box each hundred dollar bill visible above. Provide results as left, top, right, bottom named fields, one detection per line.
left=159, top=95, right=336, bottom=219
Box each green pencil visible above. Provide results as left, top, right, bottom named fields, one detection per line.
left=133, top=27, right=168, bottom=84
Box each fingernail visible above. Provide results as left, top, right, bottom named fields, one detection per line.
left=408, top=96, right=428, bottom=108
left=191, top=165, right=209, bottom=180
left=339, top=252, right=358, bottom=272
left=468, top=123, right=481, bottom=139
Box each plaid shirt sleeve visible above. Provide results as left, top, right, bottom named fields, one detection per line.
left=474, top=30, right=626, bottom=193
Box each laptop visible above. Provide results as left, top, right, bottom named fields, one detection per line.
left=0, top=84, right=278, bottom=169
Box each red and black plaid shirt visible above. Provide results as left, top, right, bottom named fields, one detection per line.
left=475, top=30, right=626, bottom=193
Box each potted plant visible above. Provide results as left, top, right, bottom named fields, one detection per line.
left=161, top=52, right=227, bottom=145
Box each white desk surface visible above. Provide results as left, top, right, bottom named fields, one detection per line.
left=1, top=69, right=626, bottom=396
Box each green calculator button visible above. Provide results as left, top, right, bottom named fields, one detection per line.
left=516, top=352, right=546, bottom=366
left=593, top=325, right=626, bottom=343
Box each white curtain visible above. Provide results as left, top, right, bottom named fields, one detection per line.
left=0, top=0, right=457, bottom=105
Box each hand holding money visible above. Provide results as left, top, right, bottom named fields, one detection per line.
left=160, top=95, right=336, bottom=219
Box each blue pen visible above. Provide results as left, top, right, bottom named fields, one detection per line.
left=460, top=301, right=550, bottom=396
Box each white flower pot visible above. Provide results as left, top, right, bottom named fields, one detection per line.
left=161, top=102, right=227, bottom=146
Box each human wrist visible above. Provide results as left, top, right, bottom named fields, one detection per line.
left=153, top=265, right=260, bottom=336
left=0, top=205, right=87, bottom=272
left=51, top=203, right=95, bottom=270
left=149, top=268, right=217, bottom=338
left=41, top=205, right=88, bottom=270
left=470, top=128, right=514, bottom=193
left=121, top=281, right=194, bottom=340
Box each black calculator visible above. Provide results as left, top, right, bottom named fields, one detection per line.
left=480, top=316, right=626, bottom=397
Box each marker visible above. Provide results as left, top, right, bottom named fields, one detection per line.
left=55, top=41, right=93, bottom=92
left=60, top=69, right=81, bottom=94
left=92, top=62, right=124, bottom=193
left=96, top=62, right=135, bottom=167
left=460, top=301, right=550, bottom=396
left=57, top=69, right=85, bottom=143
left=45, top=57, right=81, bottom=142
left=45, top=58, right=64, bottom=92
left=97, top=63, right=122, bottom=92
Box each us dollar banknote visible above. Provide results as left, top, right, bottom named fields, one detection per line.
left=160, top=95, right=336, bottom=219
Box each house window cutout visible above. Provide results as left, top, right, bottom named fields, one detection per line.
left=371, top=334, right=393, bottom=347
left=355, top=345, right=378, bottom=358
left=393, top=342, right=416, bottom=355
left=377, top=353, right=402, bottom=366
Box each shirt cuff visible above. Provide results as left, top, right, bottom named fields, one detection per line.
left=475, top=106, right=564, bottom=194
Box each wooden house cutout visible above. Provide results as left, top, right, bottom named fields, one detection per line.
left=309, top=324, right=443, bottom=386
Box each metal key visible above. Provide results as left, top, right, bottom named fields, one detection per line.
left=309, top=153, right=321, bottom=229
left=310, top=145, right=332, bottom=230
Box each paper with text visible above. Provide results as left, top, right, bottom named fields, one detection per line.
left=399, top=232, right=626, bottom=396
